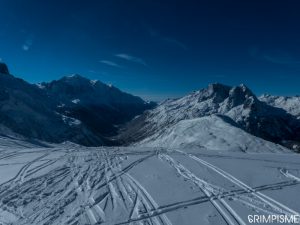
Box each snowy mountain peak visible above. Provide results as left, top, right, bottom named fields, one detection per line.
left=61, top=74, right=90, bottom=83
left=66, top=73, right=83, bottom=79
left=228, top=84, right=258, bottom=109
left=120, top=82, right=300, bottom=147
left=237, top=84, right=255, bottom=97
left=202, top=83, right=231, bottom=102
left=0, top=62, right=10, bottom=75
left=55, top=74, right=114, bottom=91
left=195, top=83, right=257, bottom=106
left=208, top=83, right=231, bottom=92
left=259, top=94, right=300, bottom=118
left=0, top=66, right=155, bottom=146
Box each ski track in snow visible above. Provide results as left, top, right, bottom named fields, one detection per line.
left=0, top=145, right=299, bottom=225
left=172, top=150, right=300, bottom=216
left=178, top=151, right=300, bottom=216
left=158, top=153, right=247, bottom=225
left=157, top=150, right=300, bottom=224
left=280, top=168, right=300, bottom=182
left=0, top=147, right=173, bottom=225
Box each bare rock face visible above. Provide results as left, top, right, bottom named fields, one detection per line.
left=0, top=62, right=9, bottom=74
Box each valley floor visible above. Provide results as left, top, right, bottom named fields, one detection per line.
left=0, top=140, right=300, bottom=225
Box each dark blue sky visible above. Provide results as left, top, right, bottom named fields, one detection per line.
left=1, top=0, right=300, bottom=101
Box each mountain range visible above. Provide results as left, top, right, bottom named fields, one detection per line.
left=1, top=62, right=299, bottom=151
left=119, top=83, right=300, bottom=151
left=0, top=62, right=155, bottom=146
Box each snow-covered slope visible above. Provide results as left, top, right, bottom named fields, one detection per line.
left=0, top=138, right=299, bottom=225
left=120, top=83, right=300, bottom=146
left=0, top=134, right=52, bottom=150
left=260, top=94, right=300, bottom=119
left=139, top=115, right=289, bottom=152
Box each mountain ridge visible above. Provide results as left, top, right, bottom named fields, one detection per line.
left=0, top=63, right=155, bottom=146
left=119, top=83, right=300, bottom=150
left=259, top=94, right=300, bottom=119
left=1, top=62, right=300, bottom=150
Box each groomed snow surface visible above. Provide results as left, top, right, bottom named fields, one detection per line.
left=0, top=135, right=300, bottom=225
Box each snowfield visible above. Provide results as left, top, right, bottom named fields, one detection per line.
left=0, top=136, right=300, bottom=225
left=138, top=115, right=289, bottom=153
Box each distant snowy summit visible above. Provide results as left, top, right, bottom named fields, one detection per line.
left=0, top=63, right=155, bottom=146
left=119, top=83, right=300, bottom=151
left=260, top=94, right=300, bottom=119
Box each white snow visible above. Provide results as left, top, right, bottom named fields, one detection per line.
left=35, top=83, right=45, bottom=89
left=90, top=80, right=98, bottom=85
left=57, top=103, right=65, bottom=108
left=59, top=113, right=81, bottom=126
left=71, top=99, right=80, bottom=104
left=133, top=84, right=257, bottom=140
left=0, top=137, right=299, bottom=225
left=67, top=74, right=77, bottom=78
left=260, top=94, right=300, bottom=118
left=138, top=115, right=289, bottom=153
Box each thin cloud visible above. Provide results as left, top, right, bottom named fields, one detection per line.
left=147, top=28, right=188, bottom=51
left=22, top=35, right=34, bottom=51
left=115, top=54, right=147, bottom=66
left=249, top=47, right=300, bottom=65
left=162, top=37, right=188, bottom=50
left=22, top=45, right=30, bottom=51
left=262, top=54, right=300, bottom=65
left=99, top=60, right=121, bottom=68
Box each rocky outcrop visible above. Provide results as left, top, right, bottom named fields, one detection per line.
left=0, top=62, right=9, bottom=74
